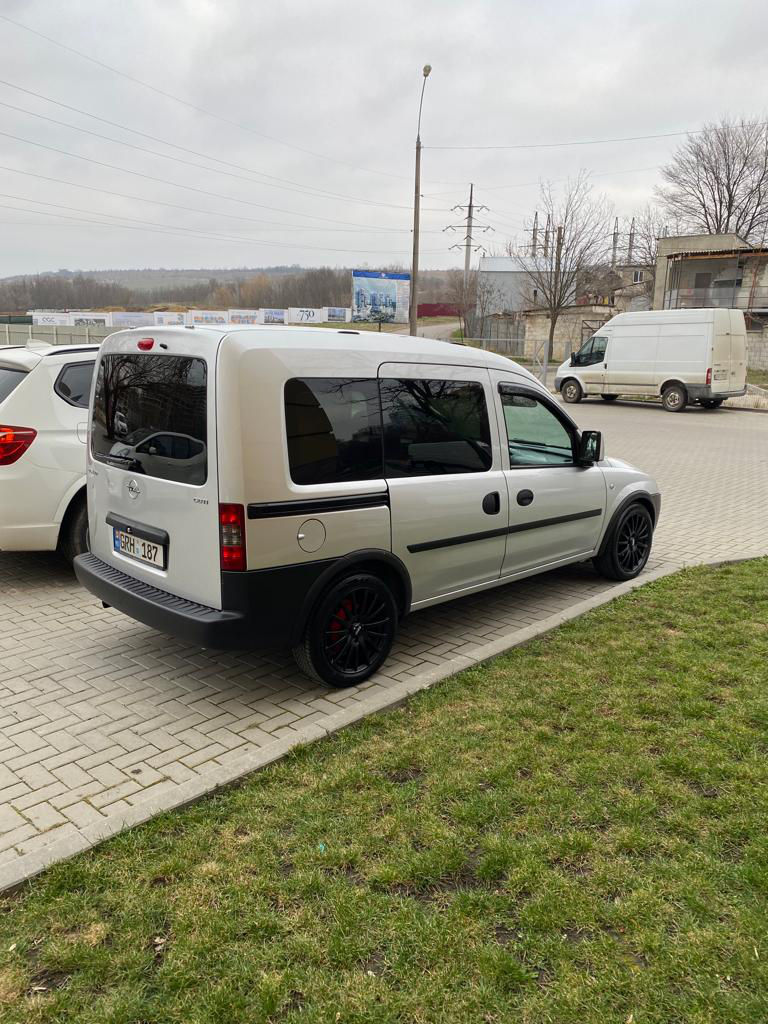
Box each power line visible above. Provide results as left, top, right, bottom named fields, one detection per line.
left=0, top=131, right=452, bottom=226
left=0, top=163, right=411, bottom=232
left=0, top=99, right=424, bottom=212
left=0, top=196, right=449, bottom=255
left=0, top=12, right=427, bottom=185
left=424, top=164, right=662, bottom=197
left=424, top=121, right=768, bottom=151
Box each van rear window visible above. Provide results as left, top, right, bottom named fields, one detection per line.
left=91, top=354, right=207, bottom=485
left=0, top=367, right=27, bottom=405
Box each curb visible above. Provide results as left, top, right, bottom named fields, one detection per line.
left=0, top=554, right=760, bottom=894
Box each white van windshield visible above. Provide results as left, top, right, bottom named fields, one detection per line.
left=91, top=354, right=207, bottom=485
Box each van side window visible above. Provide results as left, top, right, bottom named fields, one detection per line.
left=380, top=378, right=492, bottom=477
left=499, top=388, right=574, bottom=467
left=284, top=378, right=382, bottom=485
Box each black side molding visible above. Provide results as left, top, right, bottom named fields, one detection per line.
left=407, top=508, right=603, bottom=554
left=248, top=492, right=389, bottom=519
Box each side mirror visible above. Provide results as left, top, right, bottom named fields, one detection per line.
left=569, top=351, right=576, bottom=365
left=578, top=430, right=604, bottom=465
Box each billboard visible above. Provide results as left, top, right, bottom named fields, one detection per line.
left=69, top=312, right=111, bottom=327
left=351, top=270, right=410, bottom=324
left=228, top=308, right=260, bottom=324
left=287, top=307, right=325, bottom=324
left=154, top=312, right=185, bottom=325
left=186, top=310, right=228, bottom=325
left=32, top=313, right=70, bottom=326
left=259, top=308, right=286, bottom=325
left=111, top=312, right=154, bottom=328
left=325, top=306, right=351, bottom=322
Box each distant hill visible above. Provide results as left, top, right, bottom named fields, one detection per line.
left=0, top=266, right=308, bottom=292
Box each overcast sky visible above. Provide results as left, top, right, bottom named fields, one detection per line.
left=0, top=0, right=765, bottom=279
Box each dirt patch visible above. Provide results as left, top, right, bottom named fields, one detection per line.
left=26, top=968, right=71, bottom=996
left=494, top=924, right=516, bottom=947
left=65, top=922, right=109, bottom=947
left=362, top=949, right=387, bottom=976
left=384, top=766, right=424, bottom=784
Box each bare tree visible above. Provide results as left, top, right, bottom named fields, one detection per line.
left=507, top=173, right=612, bottom=366
left=445, top=269, right=477, bottom=339
left=656, top=118, right=768, bottom=240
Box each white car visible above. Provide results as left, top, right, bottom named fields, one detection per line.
left=0, top=341, right=99, bottom=562
left=76, top=326, right=661, bottom=687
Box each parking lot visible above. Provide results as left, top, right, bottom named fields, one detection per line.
left=1, top=401, right=767, bottom=891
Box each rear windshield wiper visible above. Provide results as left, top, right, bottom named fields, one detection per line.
left=98, top=453, right=140, bottom=469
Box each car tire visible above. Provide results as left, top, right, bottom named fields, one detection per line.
left=661, top=384, right=687, bottom=412
left=601, top=394, right=618, bottom=402
left=292, top=572, right=398, bottom=687
left=58, top=496, right=89, bottom=565
left=701, top=398, right=723, bottom=409
left=593, top=502, right=653, bottom=582
left=561, top=379, right=583, bottom=403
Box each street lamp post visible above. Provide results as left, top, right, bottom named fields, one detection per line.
left=409, top=64, right=431, bottom=337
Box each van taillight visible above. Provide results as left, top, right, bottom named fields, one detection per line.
left=219, top=503, right=246, bottom=571
left=706, top=367, right=712, bottom=386
left=0, top=425, right=37, bottom=466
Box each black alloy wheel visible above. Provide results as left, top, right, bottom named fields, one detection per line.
left=293, top=573, right=398, bottom=687
left=593, top=502, right=653, bottom=581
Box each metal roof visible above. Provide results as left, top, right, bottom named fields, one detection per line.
left=665, top=247, right=768, bottom=260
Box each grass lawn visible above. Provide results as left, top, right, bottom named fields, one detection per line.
left=747, top=368, right=768, bottom=390
left=1, top=561, right=767, bottom=1023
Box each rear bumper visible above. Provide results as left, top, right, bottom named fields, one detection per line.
left=74, top=552, right=336, bottom=650
left=687, top=384, right=746, bottom=401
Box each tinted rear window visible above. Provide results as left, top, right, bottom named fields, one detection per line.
left=0, top=366, right=27, bottom=405
left=91, top=354, right=207, bottom=485
left=285, top=378, right=382, bottom=485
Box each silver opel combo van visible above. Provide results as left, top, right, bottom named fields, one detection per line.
left=74, top=326, right=661, bottom=687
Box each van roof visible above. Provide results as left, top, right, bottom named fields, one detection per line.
left=603, top=308, right=726, bottom=327
left=104, top=324, right=533, bottom=376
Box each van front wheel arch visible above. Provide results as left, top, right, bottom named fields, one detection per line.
left=561, top=378, right=583, bottom=403
left=293, top=572, right=398, bottom=687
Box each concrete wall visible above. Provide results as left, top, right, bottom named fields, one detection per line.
left=523, top=306, right=613, bottom=362
left=748, top=330, right=768, bottom=371
left=0, top=324, right=113, bottom=346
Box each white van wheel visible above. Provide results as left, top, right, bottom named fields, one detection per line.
left=561, top=379, right=583, bottom=404
left=661, top=384, right=687, bottom=412
left=293, top=573, right=398, bottom=687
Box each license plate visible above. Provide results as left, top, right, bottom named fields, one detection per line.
left=113, top=527, right=165, bottom=568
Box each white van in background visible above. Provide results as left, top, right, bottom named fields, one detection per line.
left=555, top=308, right=747, bottom=412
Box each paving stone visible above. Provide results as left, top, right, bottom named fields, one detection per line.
left=1, top=405, right=766, bottom=893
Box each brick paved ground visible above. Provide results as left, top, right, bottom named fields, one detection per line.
left=1, top=402, right=766, bottom=890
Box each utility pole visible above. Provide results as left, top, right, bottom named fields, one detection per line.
left=543, top=214, right=551, bottom=259
left=531, top=210, right=539, bottom=257
left=628, top=217, right=635, bottom=263
left=409, top=64, right=432, bottom=337
left=611, top=217, right=619, bottom=269
left=445, top=184, right=491, bottom=285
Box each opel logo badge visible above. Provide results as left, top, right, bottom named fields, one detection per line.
left=127, top=479, right=141, bottom=500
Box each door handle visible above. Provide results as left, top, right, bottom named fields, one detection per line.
left=516, top=489, right=534, bottom=507
left=482, top=491, right=501, bottom=515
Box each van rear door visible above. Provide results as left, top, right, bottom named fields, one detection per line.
left=710, top=309, right=734, bottom=394
left=88, top=331, right=222, bottom=609
left=727, top=310, right=747, bottom=391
